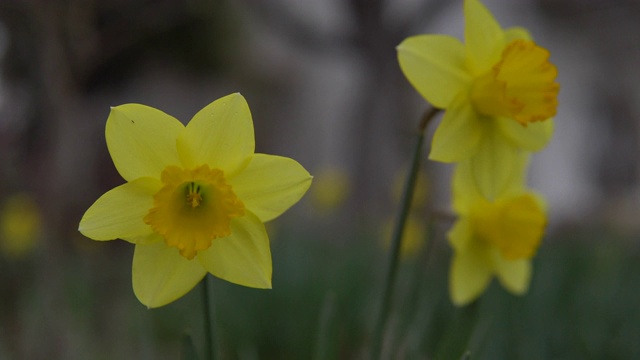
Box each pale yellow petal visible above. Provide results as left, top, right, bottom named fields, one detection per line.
left=397, top=35, right=471, bottom=108
left=198, top=211, right=271, bottom=289
left=429, top=94, right=483, bottom=162
left=177, top=93, right=254, bottom=177
left=527, top=191, right=549, bottom=213
left=79, top=178, right=161, bottom=242
left=464, top=0, right=505, bottom=74
left=497, top=117, right=554, bottom=151
left=124, top=233, right=164, bottom=246
left=452, top=160, right=483, bottom=213
left=501, top=153, right=532, bottom=197
left=494, top=256, right=531, bottom=295
left=229, top=154, right=312, bottom=222
left=449, top=248, right=493, bottom=306
left=106, top=104, right=184, bottom=182
left=132, top=242, right=207, bottom=308
left=468, top=128, right=526, bottom=199
left=504, top=27, right=532, bottom=42
left=447, top=217, right=473, bottom=251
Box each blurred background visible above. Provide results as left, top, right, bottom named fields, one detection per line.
left=1, top=0, right=640, bottom=358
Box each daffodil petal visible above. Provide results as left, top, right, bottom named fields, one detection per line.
left=229, top=154, right=312, bottom=222
left=106, top=105, right=184, bottom=182
left=178, top=93, right=254, bottom=176
left=449, top=248, right=492, bottom=306
left=469, top=129, right=526, bottom=199
left=527, top=191, right=549, bottom=213
left=198, top=211, right=271, bottom=289
left=124, top=233, right=164, bottom=246
left=504, top=26, right=532, bottom=42
left=502, top=154, right=533, bottom=198
left=498, top=118, right=554, bottom=151
left=132, top=242, right=206, bottom=308
left=495, top=256, right=531, bottom=295
left=452, top=160, right=483, bottom=213
left=78, top=178, right=161, bottom=242
left=464, top=0, right=504, bottom=74
left=429, top=94, right=483, bottom=162
left=397, top=35, right=471, bottom=108
left=448, top=218, right=473, bottom=251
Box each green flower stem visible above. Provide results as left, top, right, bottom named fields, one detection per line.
left=371, top=107, right=441, bottom=360
left=202, top=275, right=216, bottom=360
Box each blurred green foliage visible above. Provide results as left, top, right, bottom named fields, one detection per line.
left=1, top=224, right=639, bottom=359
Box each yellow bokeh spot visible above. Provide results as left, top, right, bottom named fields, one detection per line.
left=392, top=168, right=429, bottom=209
left=471, top=40, right=559, bottom=125
left=310, top=168, right=349, bottom=213
left=0, top=193, right=41, bottom=259
left=382, top=215, right=426, bottom=259
left=144, top=165, right=245, bottom=260
left=471, top=193, right=546, bottom=260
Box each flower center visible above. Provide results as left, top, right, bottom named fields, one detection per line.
left=144, top=165, right=245, bottom=260
left=471, top=194, right=546, bottom=260
left=470, top=40, right=559, bottom=125
left=186, top=182, right=203, bottom=208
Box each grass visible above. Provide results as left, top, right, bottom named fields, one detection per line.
left=1, top=222, right=639, bottom=359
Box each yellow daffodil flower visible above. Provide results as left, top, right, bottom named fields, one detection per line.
left=397, top=0, right=558, bottom=197
left=448, top=160, right=546, bottom=306
left=79, top=93, right=312, bottom=308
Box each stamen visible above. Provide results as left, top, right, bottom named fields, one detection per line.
left=186, top=182, right=202, bottom=208
left=144, top=165, right=245, bottom=260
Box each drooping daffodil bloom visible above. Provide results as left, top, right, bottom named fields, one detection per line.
left=79, top=93, right=312, bottom=308
left=448, top=158, right=546, bottom=306
left=397, top=0, right=559, bottom=198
